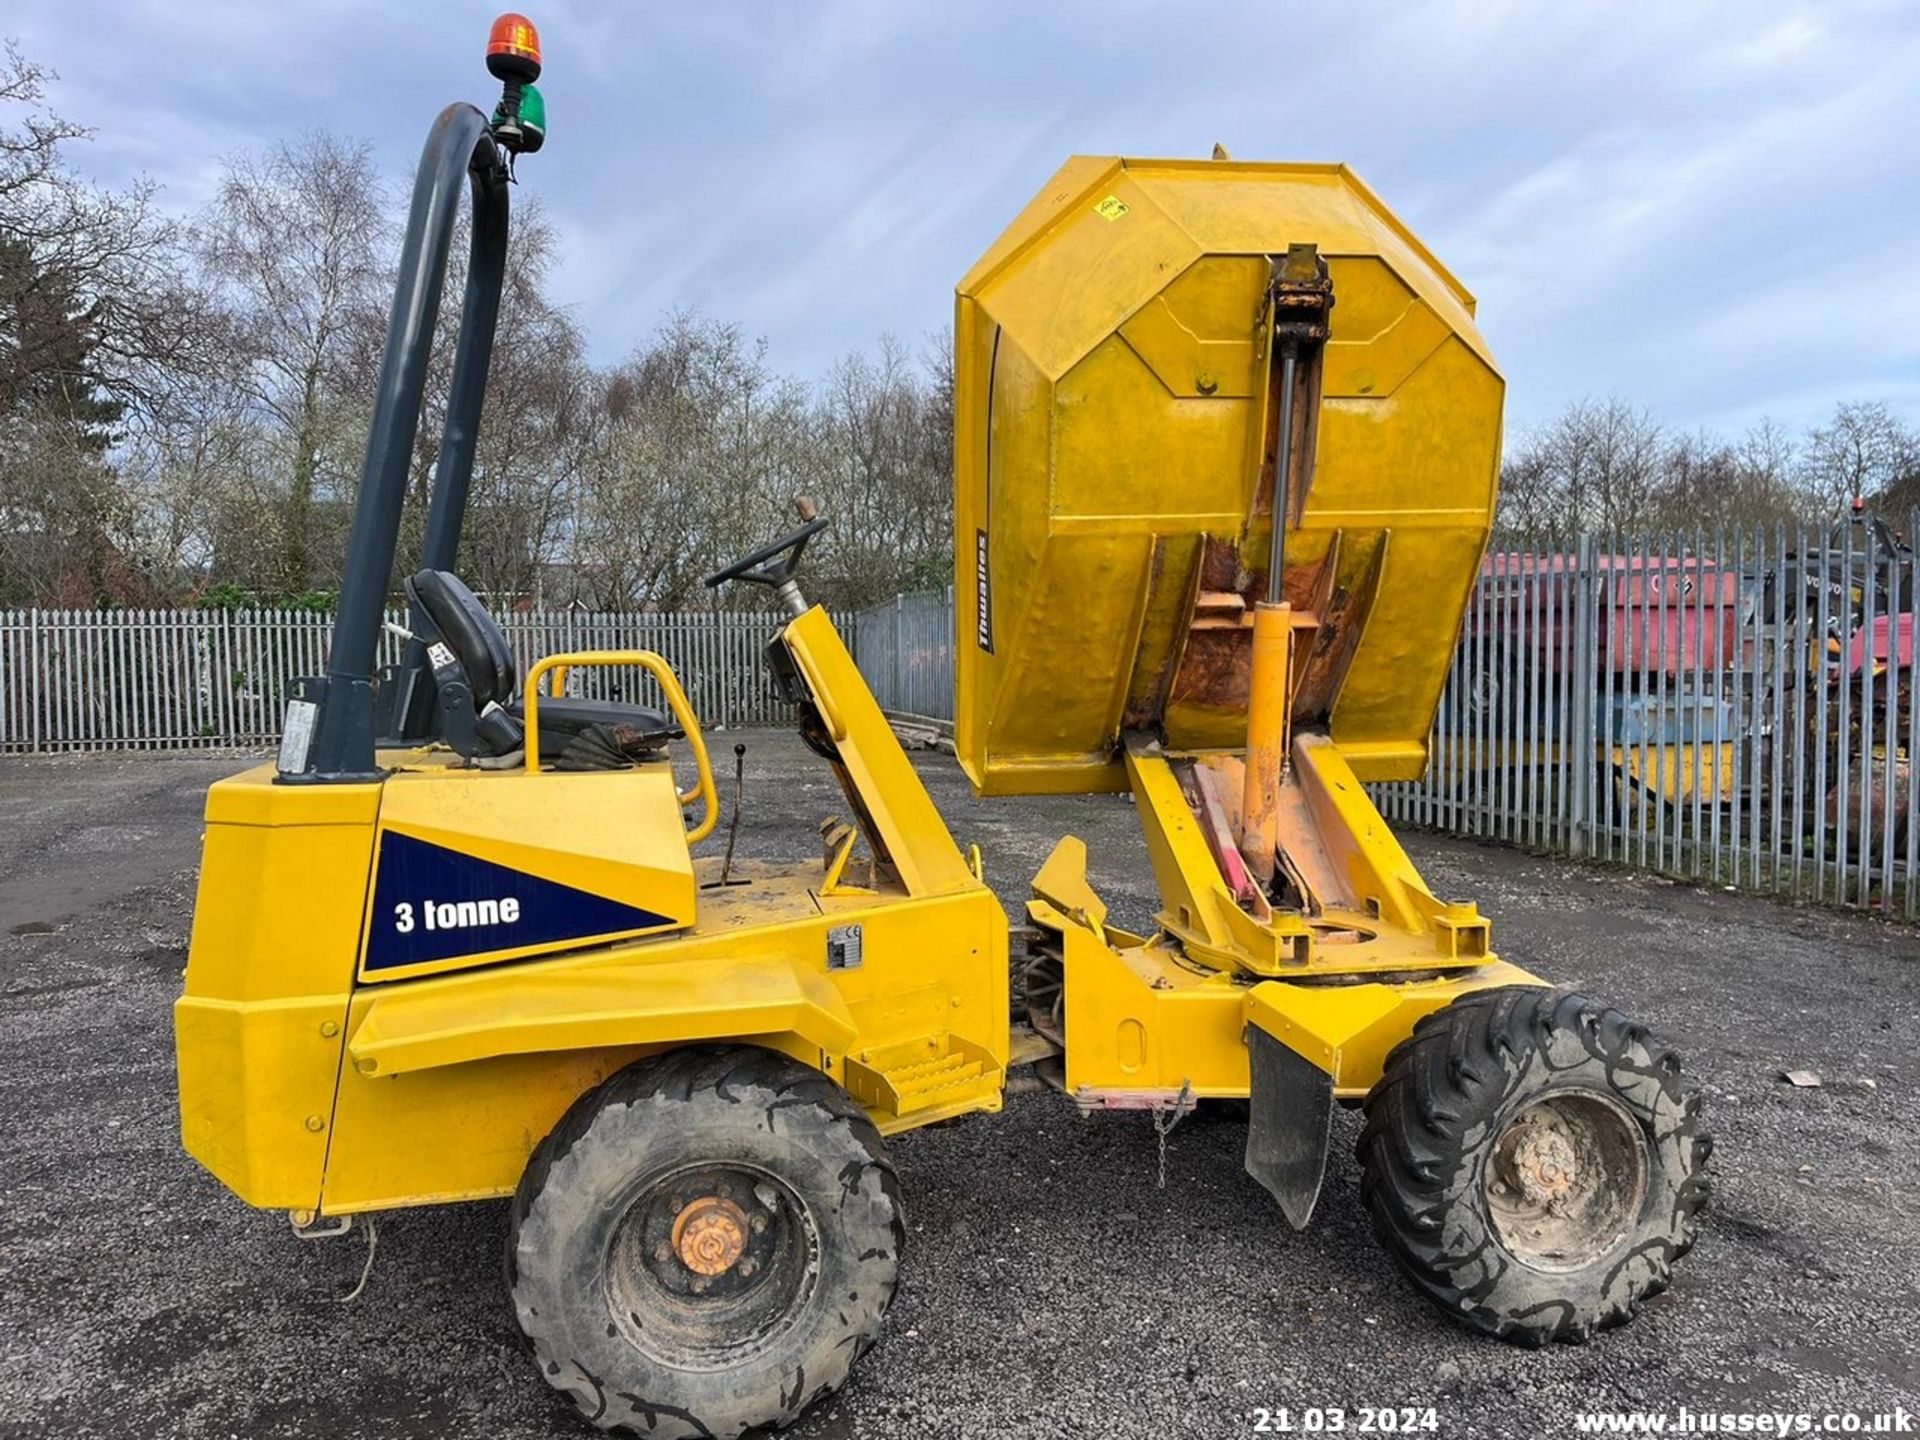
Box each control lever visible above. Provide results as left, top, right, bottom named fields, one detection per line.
left=709, top=743, right=751, bottom=890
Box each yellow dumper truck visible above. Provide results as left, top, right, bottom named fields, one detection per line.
left=175, top=20, right=1708, bottom=1437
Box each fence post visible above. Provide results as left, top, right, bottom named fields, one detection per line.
left=28, top=609, right=42, bottom=753
left=893, top=594, right=905, bottom=714
left=1568, top=533, right=1598, bottom=858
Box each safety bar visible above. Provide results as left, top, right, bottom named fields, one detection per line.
left=522, top=652, right=719, bottom=844
left=287, top=103, right=509, bottom=781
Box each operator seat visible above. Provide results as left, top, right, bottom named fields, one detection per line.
left=404, top=569, right=680, bottom=763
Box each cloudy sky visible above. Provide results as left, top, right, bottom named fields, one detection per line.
left=10, top=0, right=1917, bottom=436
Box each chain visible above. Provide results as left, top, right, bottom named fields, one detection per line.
left=1152, top=1079, right=1195, bottom=1189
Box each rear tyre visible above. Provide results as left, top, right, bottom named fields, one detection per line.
left=508, top=1045, right=904, bottom=1437
left=1358, top=986, right=1709, bottom=1345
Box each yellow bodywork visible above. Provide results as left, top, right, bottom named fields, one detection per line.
left=1024, top=742, right=1542, bottom=1103
left=178, top=609, right=1007, bottom=1219
left=952, top=156, right=1541, bottom=1114
left=183, top=150, right=1538, bottom=1241
left=354, top=765, right=697, bottom=985
left=1027, top=884, right=1535, bottom=1103
left=955, top=157, right=1503, bottom=795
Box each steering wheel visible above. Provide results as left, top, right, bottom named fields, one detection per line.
left=704, top=514, right=830, bottom=590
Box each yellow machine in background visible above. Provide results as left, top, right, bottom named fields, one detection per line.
left=176, top=25, right=1707, bottom=1440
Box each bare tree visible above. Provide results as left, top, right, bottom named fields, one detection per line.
left=1493, top=443, right=1560, bottom=549
left=567, top=314, right=809, bottom=610
left=1652, top=424, right=1803, bottom=533
left=0, top=42, right=216, bottom=602
left=0, top=44, right=210, bottom=428
left=806, top=334, right=952, bottom=608
left=1491, top=399, right=1905, bottom=546
left=1800, top=401, right=1918, bottom=518
left=112, top=370, right=258, bottom=596
left=197, top=133, right=391, bottom=593
left=1497, top=396, right=1664, bottom=541
left=388, top=198, right=593, bottom=603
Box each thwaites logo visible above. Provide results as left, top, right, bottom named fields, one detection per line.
left=975, top=528, right=994, bottom=653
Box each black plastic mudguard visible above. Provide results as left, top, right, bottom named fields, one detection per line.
left=1244, top=1024, right=1335, bottom=1230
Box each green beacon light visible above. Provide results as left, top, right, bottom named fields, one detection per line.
left=495, top=82, right=545, bottom=154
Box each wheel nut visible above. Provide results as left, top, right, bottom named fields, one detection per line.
left=654, top=1242, right=673, bottom=1263
left=690, top=1275, right=710, bottom=1294
left=750, top=1213, right=769, bottom=1235
left=737, top=1257, right=758, bottom=1278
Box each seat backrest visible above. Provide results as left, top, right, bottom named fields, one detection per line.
left=406, top=570, right=518, bottom=709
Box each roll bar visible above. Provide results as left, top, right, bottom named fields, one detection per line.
left=278, top=103, right=510, bottom=784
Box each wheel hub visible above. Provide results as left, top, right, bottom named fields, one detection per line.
left=671, top=1195, right=750, bottom=1276
left=1508, top=1119, right=1579, bottom=1206
left=608, top=1162, right=819, bottom=1371
left=1484, top=1089, right=1649, bottom=1272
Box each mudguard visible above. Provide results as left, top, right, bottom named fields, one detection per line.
left=1244, top=1024, right=1334, bottom=1229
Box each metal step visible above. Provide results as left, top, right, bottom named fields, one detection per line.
left=842, top=1033, right=1002, bottom=1120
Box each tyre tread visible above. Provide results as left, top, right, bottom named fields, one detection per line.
left=507, top=1045, right=902, bottom=1438
left=1358, top=986, right=1710, bottom=1346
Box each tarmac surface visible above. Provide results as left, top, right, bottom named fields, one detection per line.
left=1, top=732, right=1917, bottom=1438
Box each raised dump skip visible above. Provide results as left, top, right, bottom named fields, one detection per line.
left=953, top=156, right=1503, bottom=796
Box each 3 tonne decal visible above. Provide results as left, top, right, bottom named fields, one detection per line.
left=364, top=830, right=673, bottom=972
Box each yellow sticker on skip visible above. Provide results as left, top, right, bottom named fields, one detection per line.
left=1093, top=194, right=1130, bottom=222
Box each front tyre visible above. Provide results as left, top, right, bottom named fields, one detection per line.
left=1358, top=987, right=1710, bottom=1345
left=508, top=1046, right=904, bottom=1437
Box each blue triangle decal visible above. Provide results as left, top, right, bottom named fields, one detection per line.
left=364, top=829, right=676, bottom=973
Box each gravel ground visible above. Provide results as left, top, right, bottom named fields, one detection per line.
left=1, top=734, right=1916, bottom=1439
